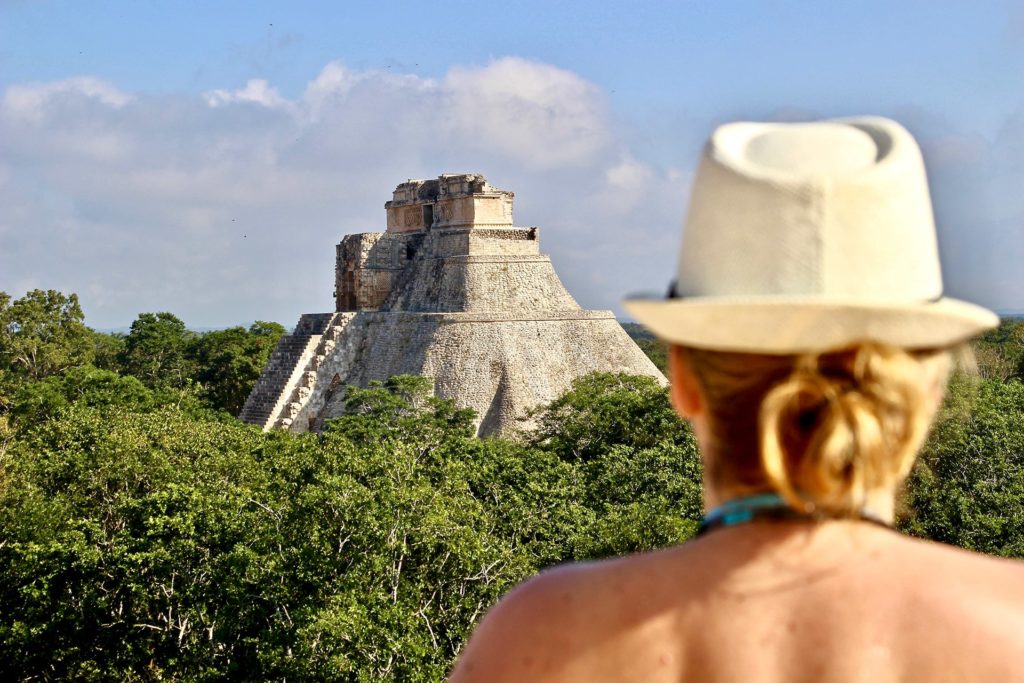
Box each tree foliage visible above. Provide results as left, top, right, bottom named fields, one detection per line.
left=10, top=364, right=155, bottom=427
left=529, top=372, right=689, bottom=461
left=189, top=322, right=285, bottom=415
left=0, top=361, right=704, bottom=679
left=0, top=292, right=1021, bottom=679
left=89, top=329, right=126, bottom=373
left=118, top=312, right=196, bottom=390
left=973, top=318, right=1024, bottom=381
left=901, top=375, right=1024, bottom=557
left=0, top=290, right=94, bottom=390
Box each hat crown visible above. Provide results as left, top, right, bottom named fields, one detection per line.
left=623, top=116, right=998, bottom=353
left=677, top=118, right=943, bottom=303
left=743, top=123, right=876, bottom=175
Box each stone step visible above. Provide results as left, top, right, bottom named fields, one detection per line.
left=239, top=312, right=340, bottom=429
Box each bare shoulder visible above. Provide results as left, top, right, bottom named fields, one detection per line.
left=901, top=534, right=1024, bottom=597
left=448, top=553, right=669, bottom=682
left=447, top=562, right=606, bottom=682
left=895, top=535, right=1024, bottom=656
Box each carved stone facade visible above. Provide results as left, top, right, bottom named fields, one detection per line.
left=385, top=173, right=514, bottom=233
left=240, top=173, right=664, bottom=436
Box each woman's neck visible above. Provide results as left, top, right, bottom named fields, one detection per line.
left=702, top=486, right=897, bottom=525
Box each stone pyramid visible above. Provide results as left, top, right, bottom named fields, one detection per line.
left=240, top=173, right=665, bottom=436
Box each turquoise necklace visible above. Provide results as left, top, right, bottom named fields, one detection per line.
left=697, top=493, right=892, bottom=536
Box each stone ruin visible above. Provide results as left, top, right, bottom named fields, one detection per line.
left=239, top=173, right=665, bottom=436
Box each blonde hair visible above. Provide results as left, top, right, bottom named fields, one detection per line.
left=680, top=343, right=948, bottom=515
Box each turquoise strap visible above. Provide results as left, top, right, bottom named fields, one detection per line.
left=702, top=493, right=791, bottom=527
left=697, top=493, right=891, bottom=536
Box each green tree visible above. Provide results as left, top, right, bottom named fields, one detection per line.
left=189, top=321, right=285, bottom=414
left=0, top=289, right=94, bottom=383
left=901, top=375, right=1024, bottom=557
left=527, top=372, right=703, bottom=557
left=0, top=368, right=714, bottom=680
left=0, top=405, right=285, bottom=679
left=271, top=431, right=551, bottom=680
left=529, top=372, right=690, bottom=462
left=89, top=330, right=125, bottom=373
left=325, top=374, right=477, bottom=444
left=0, top=378, right=583, bottom=680
left=973, top=318, right=1024, bottom=381
left=119, top=312, right=196, bottom=389
left=575, top=441, right=702, bottom=558
left=10, top=365, right=154, bottom=427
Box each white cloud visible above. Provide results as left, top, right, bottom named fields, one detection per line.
left=302, top=62, right=362, bottom=117
left=601, top=154, right=657, bottom=210
left=3, top=59, right=1014, bottom=329
left=203, top=78, right=292, bottom=110
left=3, top=77, right=133, bottom=123
left=443, top=57, right=612, bottom=168
left=0, top=58, right=685, bottom=328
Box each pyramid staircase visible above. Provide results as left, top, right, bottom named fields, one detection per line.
left=238, top=313, right=337, bottom=430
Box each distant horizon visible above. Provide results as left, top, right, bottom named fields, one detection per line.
left=85, top=310, right=1024, bottom=336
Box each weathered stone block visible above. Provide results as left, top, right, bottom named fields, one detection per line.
left=240, top=173, right=664, bottom=437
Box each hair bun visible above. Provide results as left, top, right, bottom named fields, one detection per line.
left=759, top=343, right=931, bottom=514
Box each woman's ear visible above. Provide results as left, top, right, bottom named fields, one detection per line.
left=668, top=345, right=704, bottom=419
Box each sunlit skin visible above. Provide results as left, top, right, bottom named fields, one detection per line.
left=448, top=347, right=1024, bottom=682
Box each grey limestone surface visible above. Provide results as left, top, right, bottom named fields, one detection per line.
left=240, top=174, right=665, bottom=437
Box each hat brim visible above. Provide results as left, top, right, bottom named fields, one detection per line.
left=622, top=295, right=999, bottom=354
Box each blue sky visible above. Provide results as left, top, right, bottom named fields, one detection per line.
left=1, top=1, right=1022, bottom=327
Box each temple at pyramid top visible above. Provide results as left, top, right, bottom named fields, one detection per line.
left=335, top=173, right=543, bottom=313
left=385, top=173, right=514, bottom=233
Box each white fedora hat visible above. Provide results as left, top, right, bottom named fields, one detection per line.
left=624, top=116, right=998, bottom=353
